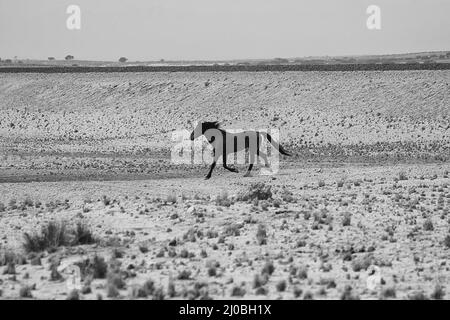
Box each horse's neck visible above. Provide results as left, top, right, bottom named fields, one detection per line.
left=204, top=128, right=225, bottom=144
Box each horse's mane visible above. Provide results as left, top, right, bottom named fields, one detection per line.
left=203, top=121, right=221, bottom=130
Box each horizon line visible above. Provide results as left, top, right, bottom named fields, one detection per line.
left=2, top=49, right=450, bottom=63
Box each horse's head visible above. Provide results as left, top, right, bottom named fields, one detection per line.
left=189, top=121, right=221, bottom=140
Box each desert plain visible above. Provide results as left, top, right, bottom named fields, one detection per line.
left=0, top=70, right=449, bottom=300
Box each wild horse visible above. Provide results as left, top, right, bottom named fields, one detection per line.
left=189, top=121, right=292, bottom=179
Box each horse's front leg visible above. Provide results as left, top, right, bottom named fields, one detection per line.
left=205, top=161, right=216, bottom=180
left=205, top=150, right=219, bottom=180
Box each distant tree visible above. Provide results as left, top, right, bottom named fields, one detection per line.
left=5, top=59, right=12, bottom=64
left=160, top=59, right=165, bottom=63
left=48, top=57, right=55, bottom=61
left=119, top=57, right=128, bottom=63
left=65, top=55, right=74, bottom=61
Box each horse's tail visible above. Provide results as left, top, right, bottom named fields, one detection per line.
left=265, top=133, right=292, bottom=156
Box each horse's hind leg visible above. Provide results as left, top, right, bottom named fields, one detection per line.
left=259, top=151, right=271, bottom=168
left=244, top=151, right=255, bottom=177
left=244, top=163, right=254, bottom=177
left=257, top=151, right=272, bottom=175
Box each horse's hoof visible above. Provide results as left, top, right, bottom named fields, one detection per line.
left=204, top=176, right=211, bottom=180
left=243, top=173, right=251, bottom=177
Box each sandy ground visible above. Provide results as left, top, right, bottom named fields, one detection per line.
left=0, top=161, right=449, bottom=300
left=0, top=71, right=449, bottom=299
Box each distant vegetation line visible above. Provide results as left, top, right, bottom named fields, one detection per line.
left=1, top=63, right=450, bottom=73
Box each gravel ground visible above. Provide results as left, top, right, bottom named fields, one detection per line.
left=0, top=71, right=449, bottom=300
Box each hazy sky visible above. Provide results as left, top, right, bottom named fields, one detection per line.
left=1, top=0, right=449, bottom=61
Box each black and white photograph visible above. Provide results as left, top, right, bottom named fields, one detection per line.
left=0, top=0, right=449, bottom=307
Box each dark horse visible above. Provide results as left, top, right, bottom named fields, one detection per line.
left=190, top=121, right=292, bottom=179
